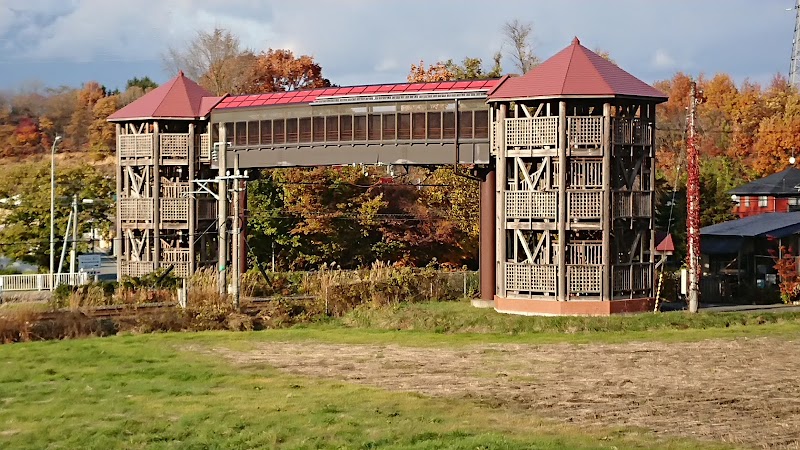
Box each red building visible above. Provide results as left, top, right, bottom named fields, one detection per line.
left=729, top=167, right=800, bottom=218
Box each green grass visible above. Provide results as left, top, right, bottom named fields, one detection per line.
left=0, top=332, right=737, bottom=450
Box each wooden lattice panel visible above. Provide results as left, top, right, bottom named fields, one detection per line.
left=569, top=158, right=603, bottom=188
left=632, top=263, right=652, bottom=291
left=567, top=242, right=603, bottom=265
left=161, top=182, right=190, bottom=198
left=505, top=263, right=557, bottom=293
left=121, top=261, right=155, bottom=278
left=159, top=133, right=189, bottom=159
left=505, top=191, right=557, bottom=219
left=119, top=198, right=154, bottom=222
left=613, top=191, right=652, bottom=218
left=162, top=249, right=190, bottom=263
left=505, top=117, right=558, bottom=147
left=612, top=265, right=631, bottom=294
left=568, top=190, right=602, bottom=219
left=199, top=133, right=210, bottom=161
left=160, top=198, right=189, bottom=222
left=118, top=134, right=153, bottom=158
left=612, top=118, right=652, bottom=146
left=568, top=116, right=602, bottom=147
left=568, top=265, right=602, bottom=294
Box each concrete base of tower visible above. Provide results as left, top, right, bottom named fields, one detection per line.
left=494, top=296, right=655, bottom=316
left=471, top=298, right=496, bottom=308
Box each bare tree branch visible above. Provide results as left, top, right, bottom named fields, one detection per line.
left=502, top=19, right=539, bottom=74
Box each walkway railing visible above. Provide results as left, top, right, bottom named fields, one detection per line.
left=0, top=273, right=91, bottom=292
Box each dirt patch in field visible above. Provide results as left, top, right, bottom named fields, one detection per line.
left=208, top=337, right=800, bottom=449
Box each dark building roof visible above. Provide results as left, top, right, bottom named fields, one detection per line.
left=728, top=167, right=800, bottom=197
left=487, top=37, right=667, bottom=101
left=215, top=79, right=502, bottom=110
left=108, top=72, right=223, bottom=121
left=701, top=211, right=800, bottom=239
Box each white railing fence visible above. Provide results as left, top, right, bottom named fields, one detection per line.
left=0, top=272, right=91, bottom=292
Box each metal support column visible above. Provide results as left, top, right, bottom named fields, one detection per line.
left=478, top=167, right=496, bottom=305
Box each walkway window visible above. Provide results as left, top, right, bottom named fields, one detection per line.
left=412, top=113, right=426, bottom=139
left=340, top=116, right=353, bottom=141
left=273, top=120, right=285, bottom=144
left=326, top=116, right=339, bottom=141
left=260, top=120, right=272, bottom=145
left=443, top=112, right=455, bottom=140
left=235, top=122, right=247, bottom=146
left=789, top=197, right=799, bottom=206
left=286, top=118, right=299, bottom=143
left=458, top=111, right=473, bottom=139
left=312, top=117, right=325, bottom=142
left=474, top=111, right=489, bottom=138
left=298, top=118, right=312, bottom=143
left=744, top=196, right=750, bottom=207
left=382, top=114, right=396, bottom=140
left=354, top=115, right=367, bottom=140
left=247, top=121, right=259, bottom=146
left=427, top=112, right=442, bottom=140
left=397, top=113, right=411, bottom=139
left=368, top=115, right=382, bottom=140
left=759, top=196, right=768, bottom=207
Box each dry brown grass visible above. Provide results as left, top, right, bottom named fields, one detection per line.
left=212, top=336, right=800, bottom=449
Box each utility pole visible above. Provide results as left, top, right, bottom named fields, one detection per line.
left=687, top=81, right=704, bottom=313
left=790, top=0, right=800, bottom=86
left=231, top=157, right=242, bottom=310
left=69, top=194, right=78, bottom=281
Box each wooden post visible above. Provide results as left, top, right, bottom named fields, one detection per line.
left=648, top=104, right=657, bottom=299
left=557, top=101, right=567, bottom=301
left=153, top=121, right=160, bottom=270
left=188, top=123, right=196, bottom=275
left=602, top=103, right=612, bottom=301
left=115, top=123, right=122, bottom=280
left=218, top=123, right=228, bottom=296
left=496, top=104, right=507, bottom=299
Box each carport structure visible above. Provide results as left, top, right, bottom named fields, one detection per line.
left=109, top=38, right=666, bottom=315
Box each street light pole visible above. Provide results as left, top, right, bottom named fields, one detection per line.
left=49, top=135, right=62, bottom=288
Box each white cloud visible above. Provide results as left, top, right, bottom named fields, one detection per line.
left=652, top=49, right=677, bottom=70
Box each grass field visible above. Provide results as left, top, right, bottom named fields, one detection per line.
left=2, top=301, right=799, bottom=449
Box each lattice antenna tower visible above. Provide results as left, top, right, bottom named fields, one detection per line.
left=790, top=0, right=800, bottom=86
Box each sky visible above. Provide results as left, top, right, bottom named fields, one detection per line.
left=0, top=0, right=796, bottom=92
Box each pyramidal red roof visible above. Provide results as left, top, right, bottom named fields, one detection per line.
left=108, top=72, right=224, bottom=121
left=488, top=37, right=667, bottom=101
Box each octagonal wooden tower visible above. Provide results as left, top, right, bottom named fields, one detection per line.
left=487, top=38, right=667, bottom=315
left=107, top=73, right=223, bottom=279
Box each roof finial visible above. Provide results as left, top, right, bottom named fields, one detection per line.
left=178, top=70, right=184, bottom=77
left=572, top=36, right=580, bottom=46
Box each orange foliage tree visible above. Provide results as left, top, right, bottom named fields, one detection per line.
left=242, top=49, right=330, bottom=94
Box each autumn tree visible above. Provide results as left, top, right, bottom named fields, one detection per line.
left=242, top=49, right=330, bottom=94
left=443, top=55, right=503, bottom=80
left=0, top=160, right=113, bottom=269
left=408, top=60, right=454, bottom=82
left=502, top=19, right=539, bottom=74
left=163, top=27, right=255, bottom=95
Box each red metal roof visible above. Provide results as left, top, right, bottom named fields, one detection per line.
left=214, top=79, right=501, bottom=110
left=655, top=233, right=675, bottom=253
left=488, top=37, right=667, bottom=101
left=108, top=72, right=223, bottom=121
